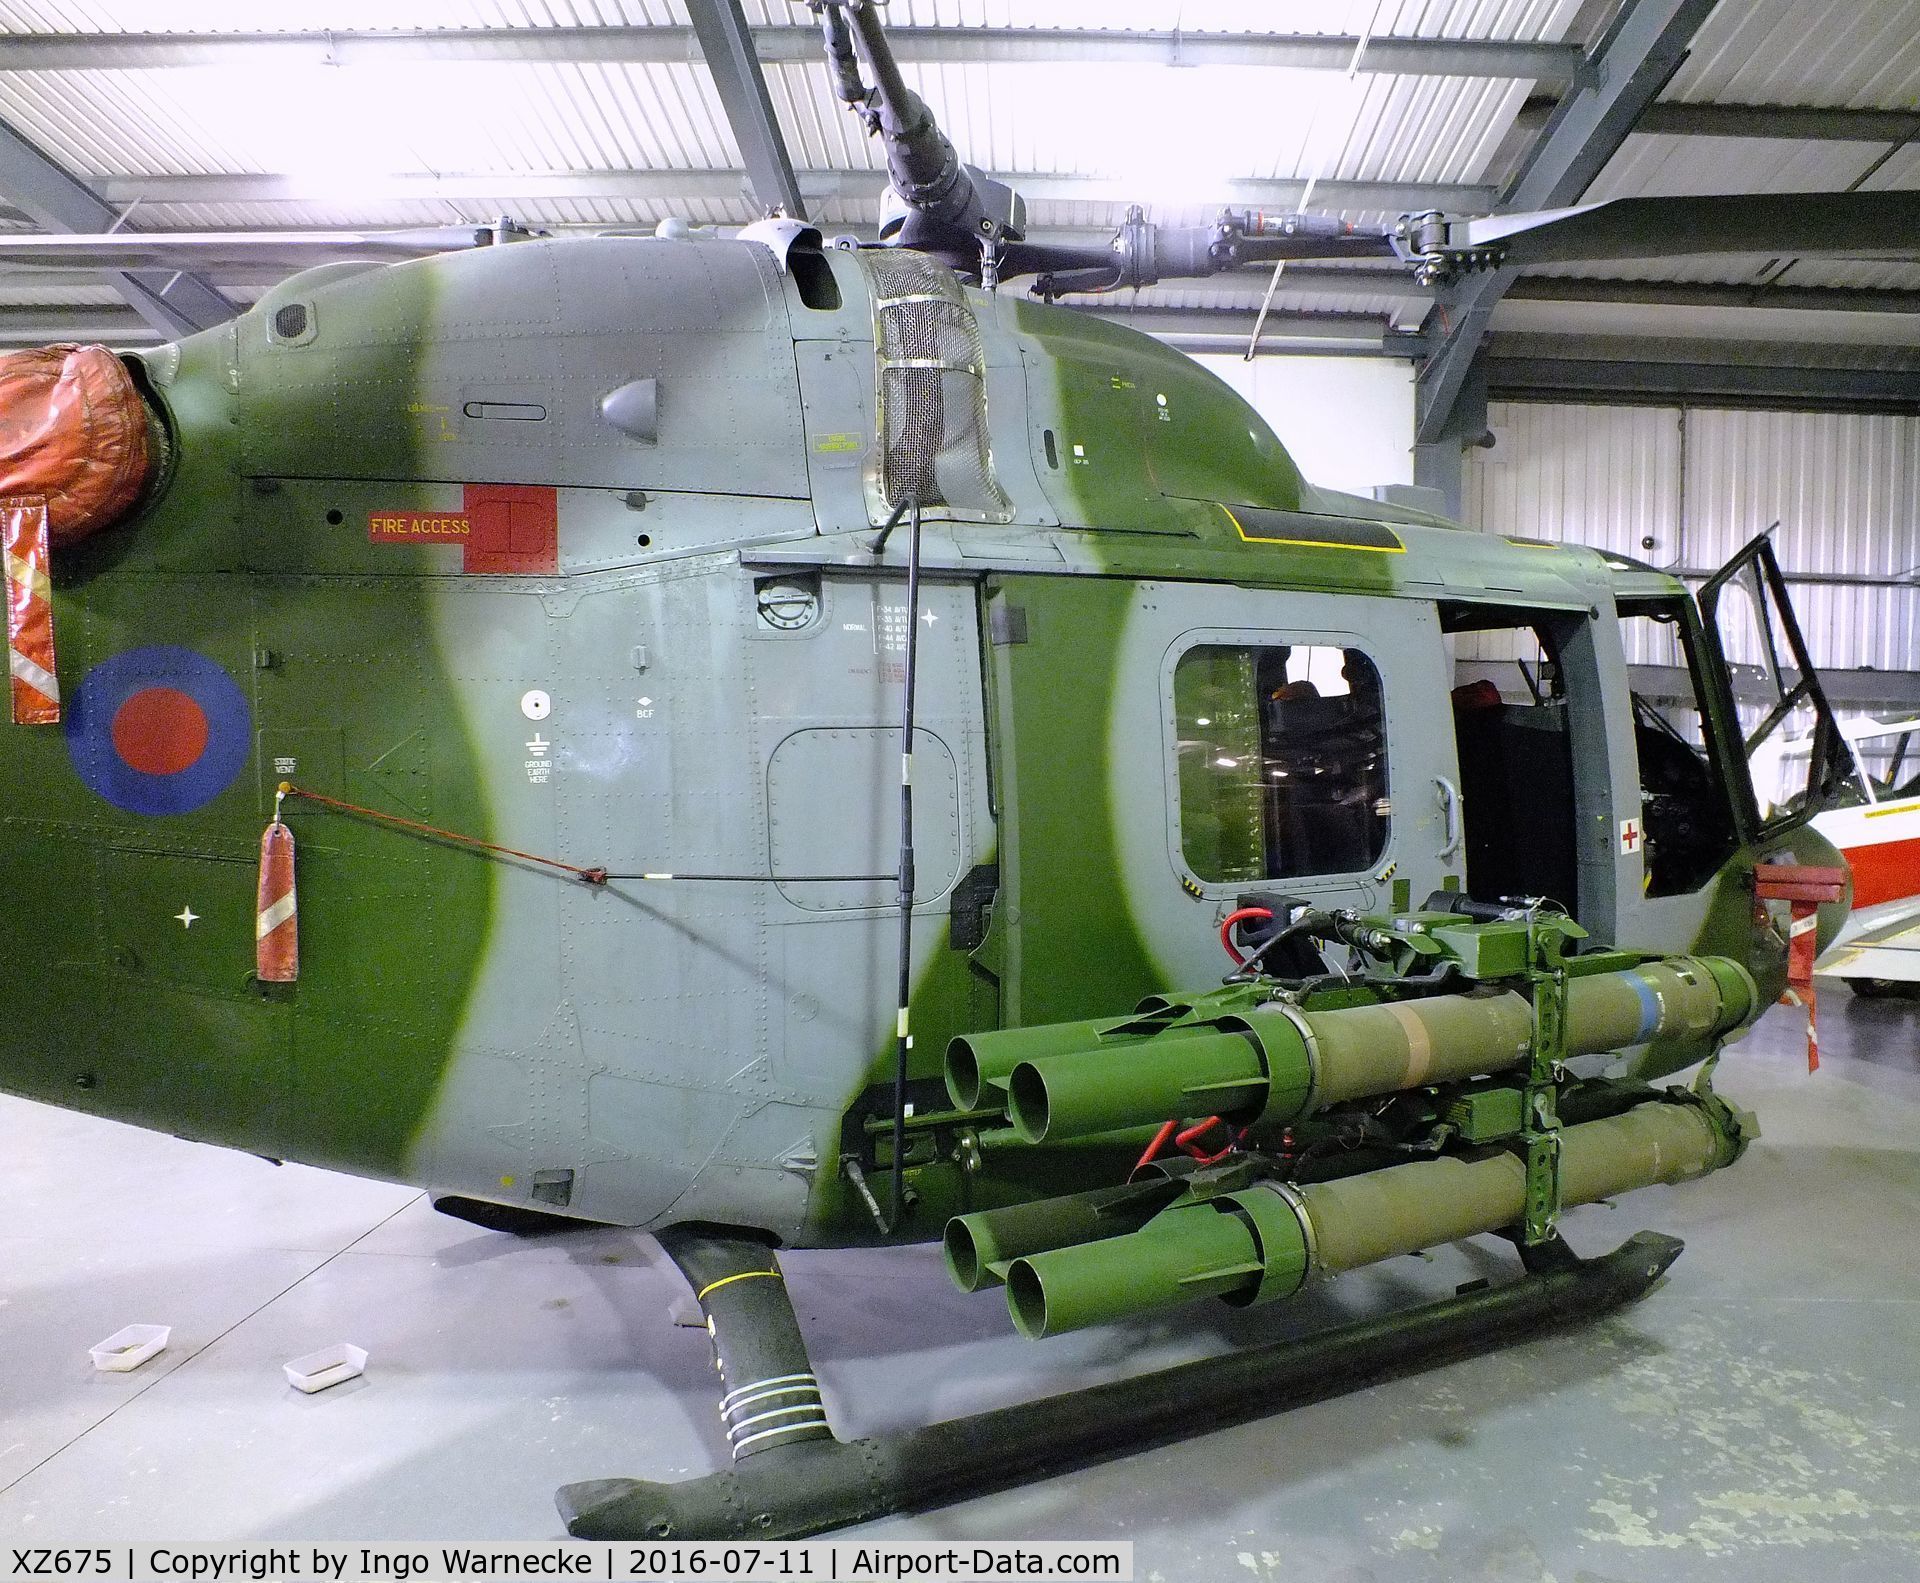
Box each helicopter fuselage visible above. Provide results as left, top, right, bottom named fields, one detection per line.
left=0, top=234, right=1844, bottom=1246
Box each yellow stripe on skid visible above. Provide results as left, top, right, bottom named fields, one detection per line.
left=696, top=1269, right=783, bottom=1301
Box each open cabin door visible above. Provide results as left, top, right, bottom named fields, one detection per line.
left=1595, top=531, right=1853, bottom=968
left=1699, top=532, right=1852, bottom=831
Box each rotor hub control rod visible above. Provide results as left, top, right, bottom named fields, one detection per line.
left=653, top=1228, right=834, bottom=1461
left=559, top=1230, right=1686, bottom=1540
left=950, top=954, right=1757, bottom=1146
left=955, top=1094, right=1742, bottom=1338
left=830, top=1, right=996, bottom=243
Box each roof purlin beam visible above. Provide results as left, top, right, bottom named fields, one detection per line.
left=89, top=170, right=1498, bottom=215
left=1415, top=0, right=1718, bottom=447
left=1518, top=98, right=1920, bottom=144
left=1483, top=353, right=1920, bottom=410
left=684, top=0, right=806, bottom=221
left=0, top=27, right=1583, bottom=80
left=0, top=117, right=236, bottom=339
left=1508, top=275, right=1920, bottom=315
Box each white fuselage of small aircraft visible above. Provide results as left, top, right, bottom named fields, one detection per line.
left=1810, top=717, right=1920, bottom=991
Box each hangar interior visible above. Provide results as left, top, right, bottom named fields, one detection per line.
left=2, top=1, right=1919, bottom=1575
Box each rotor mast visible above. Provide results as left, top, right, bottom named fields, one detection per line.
left=815, top=1, right=1024, bottom=271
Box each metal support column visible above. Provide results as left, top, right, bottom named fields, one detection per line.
left=0, top=117, right=236, bottom=339
left=685, top=0, right=807, bottom=219
left=1415, top=0, right=1719, bottom=462
left=1413, top=362, right=1488, bottom=520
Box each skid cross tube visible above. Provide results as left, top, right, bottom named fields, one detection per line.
left=558, top=1229, right=1683, bottom=1541
left=653, top=1228, right=835, bottom=1464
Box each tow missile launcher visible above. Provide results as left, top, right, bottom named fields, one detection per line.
left=944, top=899, right=1759, bottom=1336
left=565, top=897, right=1764, bottom=1541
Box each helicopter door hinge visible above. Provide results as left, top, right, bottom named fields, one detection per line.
left=948, top=862, right=999, bottom=952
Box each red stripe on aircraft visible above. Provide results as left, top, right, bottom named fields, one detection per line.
left=1843, top=833, right=1920, bottom=910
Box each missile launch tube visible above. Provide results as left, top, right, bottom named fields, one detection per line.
left=1002, top=1095, right=1740, bottom=1337
left=946, top=1017, right=1209, bottom=1112
left=943, top=1180, right=1168, bottom=1292
left=1005, top=957, right=1757, bottom=1145
left=1298, top=1100, right=1733, bottom=1274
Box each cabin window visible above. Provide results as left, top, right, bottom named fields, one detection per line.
left=1173, top=643, right=1389, bottom=883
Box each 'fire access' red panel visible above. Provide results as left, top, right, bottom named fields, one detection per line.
left=367, top=483, right=558, bottom=575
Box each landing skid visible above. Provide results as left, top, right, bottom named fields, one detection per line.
left=557, top=1228, right=1684, bottom=1542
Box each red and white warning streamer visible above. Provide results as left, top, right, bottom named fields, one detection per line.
left=1753, top=864, right=1848, bottom=1072
left=256, top=784, right=299, bottom=983
left=3, top=497, right=59, bottom=725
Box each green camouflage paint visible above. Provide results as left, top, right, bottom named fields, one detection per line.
left=0, top=263, right=496, bottom=1178
left=0, top=242, right=1851, bottom=1253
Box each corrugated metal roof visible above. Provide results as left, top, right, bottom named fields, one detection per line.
left=0, top=0, right=1910, bottom=354
left=1492, top=295, right=1920, bottom=348
left=1584, top=133, right=1888, bottom=205
left=0, top=61, right=741, bottom=180
left=0, top=0, right=1584, bottom=204
left=0, top=1, right=1578, bottom=40
left=1668, top=0, right=1920, bottom=110
left=0, top=3, right=682, bottom=30
left=0, top=281, right=124, bottom=304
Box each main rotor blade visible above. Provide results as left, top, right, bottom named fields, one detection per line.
left=1457, top=191, right=1920, bottom=269
left=0, top=227, right=498, bottom=272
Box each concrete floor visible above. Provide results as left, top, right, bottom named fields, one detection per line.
left=3, top=991, right=1919, bottom=1580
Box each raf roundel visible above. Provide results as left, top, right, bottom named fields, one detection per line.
left=65, top=646, right=252, bottom=816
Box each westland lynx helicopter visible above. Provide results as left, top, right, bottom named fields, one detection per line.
left=0, top=0, right=1897, bottom=1541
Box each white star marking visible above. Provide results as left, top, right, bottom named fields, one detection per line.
left=921, top=609, right=938, bottom=627
left=175, top=906, right=199, bottom=929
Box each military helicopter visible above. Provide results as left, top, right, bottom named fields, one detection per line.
left=0, top=0, right=1897, bottom=1542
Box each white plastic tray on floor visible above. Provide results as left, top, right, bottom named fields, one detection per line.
left=284, top=1342, right=368, bottom=1394
left=90, top=1324, right=170, bottom=1372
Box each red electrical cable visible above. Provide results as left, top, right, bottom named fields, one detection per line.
left=1134, top=1119, right=1179, bottom=1175
left=1176, top=1116, right=1239, bottom=1166
left=1218, top=906, right=1273, bottom=966
left=280, top=782, right=608, bottom=885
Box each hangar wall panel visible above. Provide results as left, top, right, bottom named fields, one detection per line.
left=1470, top=401, right=1683, bottom=562
left=1193, top=354, right=1416, bottom=498
left=1682, top=408, right=1920, bottom=677
left=1467, top=400, right=1920, bottom=777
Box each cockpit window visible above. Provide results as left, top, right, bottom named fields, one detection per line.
left=1173, top=643, right=1389, bottom=883
left=1617, top=598, right=1740, bottom=896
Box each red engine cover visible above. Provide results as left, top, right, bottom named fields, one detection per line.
left=0, top=343, right=153, bottom=546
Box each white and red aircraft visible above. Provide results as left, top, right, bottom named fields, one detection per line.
left=1807, top=717, right=1920, bottom=996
